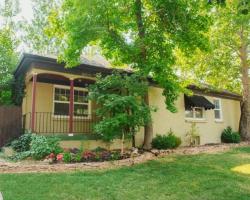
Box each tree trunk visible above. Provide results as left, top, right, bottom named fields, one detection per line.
left=143, top=91, right=153, bottom=149
left=134, top=0, right=153, bottom=150
left=239, top=26, right=250, bottom=140
left=239, top=100, right=249, bottom=140
left=121, top=132, right=125, bottom=155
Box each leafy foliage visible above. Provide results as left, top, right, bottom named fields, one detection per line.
left=0, top=28, right=18, bottom=105
left=62, top=152, right=72, bottom=163
left=152, top=130, right=181, bottom=150
left=20, top=0, right=62, bottom=55
left=12, top=75, right=25, bottom=106
left=47, top=0, right=210, bottom=112
left=30, top=135, right=63, bottom=160
left=0, top=1, right=19, bottom=105
left=10, top=134, right=63, bottom=160
left=176, top=0, right=249, bottom=93
left=88, top=72, right=152, bottom=143
left=221, top=127, right=241, bottom=144
left=11, top=132, right=32, bottom=152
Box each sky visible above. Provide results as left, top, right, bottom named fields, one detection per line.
left=0, top=0, right=33, bottom=27
left=17, top=0, right=33, bottom=21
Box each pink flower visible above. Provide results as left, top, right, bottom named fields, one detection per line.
left=57, top=154, right=63, bottom=161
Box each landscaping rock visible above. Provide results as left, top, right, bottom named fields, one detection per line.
left=0, top=142, right=249, bottom=174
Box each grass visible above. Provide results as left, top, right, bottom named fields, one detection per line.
left=1, top=147, right=250, bottom=200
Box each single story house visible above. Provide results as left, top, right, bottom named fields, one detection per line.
left=14, top=53, right=241, bottom=149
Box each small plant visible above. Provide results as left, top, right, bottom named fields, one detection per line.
left=186, top=123, right=200, bottom=146
left=110, top=151, right=121, bottom=160
left=47, top=137, right=63, bottom=155
left=11, top=132, right=32, bottom=152
left=93, top=147, right=107, bottom=153
left=221, top=126, right=241, bottom=143
left=30, top=135, right=51, bottom=160
left=63, top=152, right=72, bottom=163
left=152, top=129, right=181, bottom=150
left=82, top=151, right=96, bottom=161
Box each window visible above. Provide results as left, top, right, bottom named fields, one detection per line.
left=213, top=99, right=222, bottom=120
left=53, top=86, right=90, bottom=117
left=185, top=107, right=204, bottom=119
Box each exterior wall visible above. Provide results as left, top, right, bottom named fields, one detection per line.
left=22, top=67, right=241, bottom=148
left=60, top=139, right=131, bottom=151
left=148, top=86, right=241, bottom=145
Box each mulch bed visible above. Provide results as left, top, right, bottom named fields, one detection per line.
left=0, top=142, right=249, bottom=174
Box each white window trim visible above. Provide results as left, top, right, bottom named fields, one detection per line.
left=214, top=98, right=223, bottom=122
left=52, top=85, right=91, bottom=119
left=185, top=107, right=206, bottom=122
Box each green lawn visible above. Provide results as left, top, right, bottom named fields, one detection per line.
left=1, top=147, right=250, bottom=200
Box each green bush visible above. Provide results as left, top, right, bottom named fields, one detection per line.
left=11, top=133, right=32, bottom=152
left=9, top=151, right=31, bottom=161
left=30, top=135, right=51, bottom=160
left=30, top=135, right=62, bottom=160
left=46, top=137, right=63, bottom=155
left=152, top=130, right=181, bottom=150
left=221, top=127, right=241, bottom=143
left=63, top=152, right=72, bottom=163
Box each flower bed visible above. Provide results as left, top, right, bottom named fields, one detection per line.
left=45, top=147, right=134, bottom=164
left=7, top=133, right=142, bottom=164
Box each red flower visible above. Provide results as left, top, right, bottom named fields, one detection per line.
left=82, top=151, right=96, bottom=160
left=57, top=154, right=63, bottom=161
left=48, top=153, right=55, bottom=159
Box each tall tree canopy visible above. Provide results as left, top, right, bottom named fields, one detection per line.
left=21, top=0, right=61, bottom=55
left=48, top=0, right=210, bottom=149
left=0, top=0, right=19, bottom=105
left=177, top=0, right=250, bottom=139
left=48, top=0, right=210, bottom=111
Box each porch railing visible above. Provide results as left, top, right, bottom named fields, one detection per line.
left=23, top=112, right=98, bottom=134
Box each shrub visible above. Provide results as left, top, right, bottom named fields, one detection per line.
left=63, top=152, right=72, bottom=163
left=221, top=127, right=241, bottom=143
left=9, top=151, right=31, bottom=161
left=11, top=133, right=32, bottom=152
left=47, top=137, right=63, bottom=155
left=152, top=130, right=181, bottom=150
left=30, top=135, right=62, bottom=160
left=30, top=135, right=51, bottom=160
left=82, top=151, right=96, bottom=161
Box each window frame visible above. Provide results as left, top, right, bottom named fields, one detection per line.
left=52, top=85, right=91, bottom=119
left=185, top=107, right=206, bottom=121
left=213, top=98, right=223, bottom=122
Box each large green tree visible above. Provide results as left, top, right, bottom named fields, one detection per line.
left=21, top=0, right=61, bottom=55
left=0, top=0, right=19, bottom=105
left=48, top=0, right=210, bottom=149
left=177, top=0, right=250, bottom=139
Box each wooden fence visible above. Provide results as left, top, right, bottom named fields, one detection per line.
left=0, top=106, right=22, bottom=147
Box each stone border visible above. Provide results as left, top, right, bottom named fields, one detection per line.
left=0, top=142, right=249, bottom=174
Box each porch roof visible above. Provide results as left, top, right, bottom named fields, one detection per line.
left=14, top=53, right=132, bottom=78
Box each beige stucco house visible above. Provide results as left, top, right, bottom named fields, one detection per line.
left=14, top=54, right=241, bottom=149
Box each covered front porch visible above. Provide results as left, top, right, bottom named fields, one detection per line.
left=23, top=69, right=98, bottom=135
